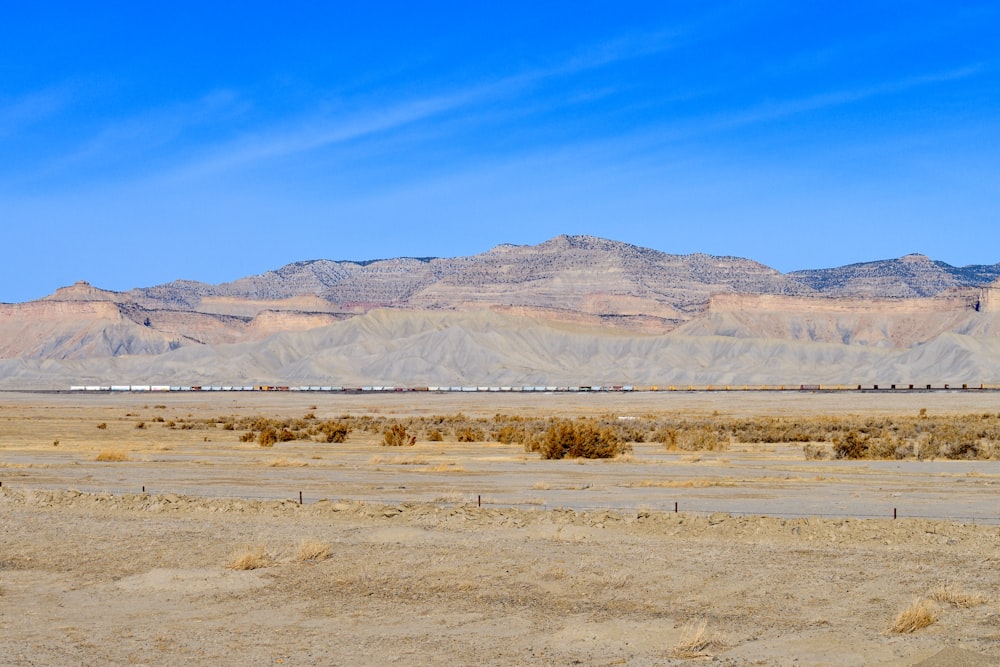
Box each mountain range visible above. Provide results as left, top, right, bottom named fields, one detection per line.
left=2, top=235, right=999, bottom=388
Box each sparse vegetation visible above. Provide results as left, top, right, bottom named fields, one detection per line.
left=294, top=539, right=332, bottom=562
left=257, top=427, right=279, bottom=447
left=74, top=407, right=997, bottom=461
left=265, top=458, right=308, bottom=467
left=803, top=443, right=828, bottom=459
left=454, top=425, right=485, bottom=442
left=889, top=598, right=938, bottom=634
left=529, top=419, right=630, bottom=459
left=671, top=620, right=721, bottom=659
left=226, top=545, right=274, bottom=570
left=95, top=449, right=129, bottom=462
left=382, top=423, right=415, bottom=447
left=929, top=584, right=990, bottom=608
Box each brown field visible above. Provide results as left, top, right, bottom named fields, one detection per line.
left=2, top=390, right=1000, bottom=666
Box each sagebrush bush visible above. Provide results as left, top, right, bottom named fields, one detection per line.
left=803, top=443, right=827, bottom=460
left=833, top=430, right=867, bottom=459
left=676, top=426, right=728, bottom=452
left=257, top=427, right=278, bottom=447
left=536, top=419, right=630, bottom=459
left=382, top=423, right=415, bottom=447
left=455, top=426, right=484, bottom=442
left=316, top=420, right=350, bottom=443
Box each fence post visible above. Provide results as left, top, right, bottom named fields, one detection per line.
left=893, top=507, right=897, bottom=520
left=478, top=495, right=481, bottom=507
left=674, top=501, right=678, bottom=513
left=299, top=491, right=303, bottom=505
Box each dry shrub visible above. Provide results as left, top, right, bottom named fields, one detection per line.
left=803, top=443, right=828, bottom=460
left=95, top=449, right=129, bottom=462
left=426, top=429, right=444, bottom=442
left=96, top=422, right=108, bottom=430
left=454, top=425, right=485, bottom=442
left=676, top=426, right=727, bottom=452
left=929, top=585, right=989, bottom=608
left=495, top=425, right=523, bottom=444
left=653, top=427, right=678, bottom=450
left=889, top=598, right=938, bottom=634
left=382, top=423, right=415, bottom=447
left=226, top=545, right=274, bottom=570
left=671, top=620, right=721, bottom=659
left=833, top=430, right=868, bottom=459
left=317, top=420, right=350, bottom=443
left=294, top=539, right=332, bottom=563
left=257, top=427, right=278, bottom=447
left=536, top=419, right=630, bottom=459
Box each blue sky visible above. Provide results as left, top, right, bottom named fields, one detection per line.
left=2, top=2, right=998, bottom=302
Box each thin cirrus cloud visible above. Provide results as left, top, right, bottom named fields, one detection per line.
left=42, top=90, right=248, bottom=175
left=157, top=28, right=684, bottom=183
left=0, top=85, right=76, bottom=139
left=626, top=63, right=990, bottom=156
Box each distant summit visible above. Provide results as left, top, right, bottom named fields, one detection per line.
left=787, top=254, right=1000, bottom=297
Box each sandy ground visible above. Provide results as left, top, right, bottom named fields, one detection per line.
left=2, top=391, right=1000, bottom=666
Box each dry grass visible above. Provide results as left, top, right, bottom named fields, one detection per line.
left=623, top=478, right=737, bottom=488
left=433, top=492, right=466, bottom=503
left=226, top=545, right=274, bottom=570
left=671, top=620, right=721, bottom=659
left=889, top=598, right=938, bottom=633
left=265, top=458, right=308, bottom=467
left=424, top=462, right=466, bottom=472
left=369, top=455, right=430, bottom=465
left=94, top=449, right=130, bottom=462
left=294, top=539, right=333, bottom=563
left=929, top=584, right=990, bottom=608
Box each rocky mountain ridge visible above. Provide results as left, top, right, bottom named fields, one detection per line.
left=2, top=235, right=999, bottom=387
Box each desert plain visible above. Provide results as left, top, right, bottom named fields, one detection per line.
left=2, top=390, right=1000, bottom=666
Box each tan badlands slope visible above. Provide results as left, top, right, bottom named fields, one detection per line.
left=1, top=235, right=999, bottom=388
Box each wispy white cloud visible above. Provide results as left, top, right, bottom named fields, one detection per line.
left=48, top=89, right=246, bottom=172
left=0, top=85, right=75, bottom=138
left=156, top=27, right=685, bottom=181
left=622, top=63, right=990, bottom=152
left=718, top=65, right=986, bottom=128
